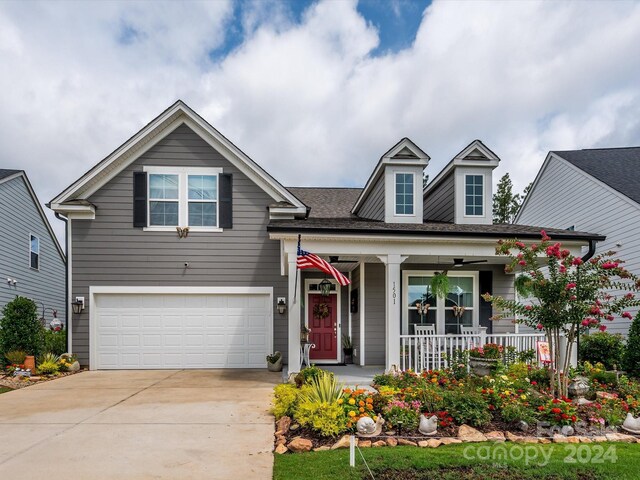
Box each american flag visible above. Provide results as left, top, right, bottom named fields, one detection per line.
left=297, top=242, right=351, bottom=287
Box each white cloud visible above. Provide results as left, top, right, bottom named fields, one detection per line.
left=0, top=0, right=639, bottom=243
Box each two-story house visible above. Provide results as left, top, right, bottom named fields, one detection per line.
left=1, top=169, right=66, bottom=325
left=517, top=147, right=640, bottom=336
left=49, top=101, right=602, bottom=372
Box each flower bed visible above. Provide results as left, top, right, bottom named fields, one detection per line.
left=273, top=363, right=640, bottom=453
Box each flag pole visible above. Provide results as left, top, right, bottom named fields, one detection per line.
left=293, top=234, right=301, bottom=304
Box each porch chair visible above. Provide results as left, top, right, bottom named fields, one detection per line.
left=413, top=325, right=443, bottom=371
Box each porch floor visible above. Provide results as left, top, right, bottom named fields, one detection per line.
left=283, top=364, right=384, bottom=389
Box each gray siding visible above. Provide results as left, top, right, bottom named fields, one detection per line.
left=423, top=172, right=455, bottom=222
left=518, top=157, right=640, bottom=335
left=364, top=263, right=385, bottom=365
left=357, top=177, right=385, bottom=221
left=0, top=176, right=66, bottom=324
left=351, top=265, right=361, bottom=363
left=71, top=123, right=287, bottom=365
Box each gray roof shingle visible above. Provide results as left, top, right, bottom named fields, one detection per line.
left=0, top=169, right=22, bottom=181
left=287, top=187, right=362, bottom=218
left=553, top=147, right=640, bottom=204
left=268, top=217, right=605, bottom=241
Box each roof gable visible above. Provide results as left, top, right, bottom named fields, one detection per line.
left=49, top=100, right=305, bottom=214
left=0, top=171, right=65, bottom=261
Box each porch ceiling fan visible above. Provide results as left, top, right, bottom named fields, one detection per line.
left=328, top=256, right=359, bottom=264
left=452, top=258, right=487, bottom=268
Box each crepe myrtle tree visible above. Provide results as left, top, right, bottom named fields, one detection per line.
left=482, top=231, right=640, bottom=397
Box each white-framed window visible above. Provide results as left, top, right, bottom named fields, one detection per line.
left=465, top=174, right=484, bottom=216
left=395, top=172, right=414, bottom=215
left=30, top=234, right=40, bottom=270
left=144, top=166, right=221, bottom=232
left=402, top=271, right=478, bottom=335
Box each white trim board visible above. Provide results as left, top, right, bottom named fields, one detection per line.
left=88, top=285, right=274, bottom=370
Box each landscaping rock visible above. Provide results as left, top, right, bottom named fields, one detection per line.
left=593, top=436, right=608, bottom=442
left=274, top=444, right=288, bottom=454
left=313, top=446, right=330, bottom=452
left=458, top=425, right=487, bottom=443
left=553, top=434, right=579, bottom=444
left=289, top=423, right=300, bottom=432
left=505, top=432, right=523, bottom=442
left=561, top=425, right=575, bottom=436
left=518, top=437, right=539, bottom=444
left=605, top=433, right=636, bottom=443
left=517, top=421, right=529, bottom=432
left=538, top=438, right=552, bottom=444
left=596, top=391, right=617, bottom=400
left=397, top=438, right=417, bottom=447
left=440, top=438, right=463, bottom=445
left=358, top=440, right=372, bottom=448
left=386, top=437, right=398, bottom=447
left=275, top=416, right=291, bottom=436
left=385, top=430, right=396, bottom=436
left=372, top=440, right=386, bottom=447
left=418, top=439, right=442, bottom=448
left=331, top=435, right=352, bottom=450
left=485, top=431, right=505, bottom=442
left=275, top=434, right=287, bottom=446
left=287, top=437, right=312, bottom=453
left=577, top=436, right=592, bottom=443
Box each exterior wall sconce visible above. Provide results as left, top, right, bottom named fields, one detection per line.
left=277, top=297, right=287, bottom=315
left=319, top=279, right=332, bottom=297
left=71, top=296, right=85, bottom=315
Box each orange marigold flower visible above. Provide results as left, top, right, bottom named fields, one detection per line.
left=359, top=400, right=365, bottom=407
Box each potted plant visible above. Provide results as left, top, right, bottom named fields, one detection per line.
left=430, top=272, right=449, bottom=299
left=468, top=343, right=503, bottom=376
left=342, top=335, right=353, bottom=364
left=266, top=351, right=283, bottom=372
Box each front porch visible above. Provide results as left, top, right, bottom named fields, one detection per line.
left=275, top=234, right=587, bottom=373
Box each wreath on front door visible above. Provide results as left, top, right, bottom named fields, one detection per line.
left=313, top=303, right=330, bottom=320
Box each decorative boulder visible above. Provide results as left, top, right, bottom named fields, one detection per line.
left=287, top=437, right=312, bottom=453
left=458, top=425, right=487, bottom=443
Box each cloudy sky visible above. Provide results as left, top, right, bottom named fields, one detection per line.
left=1, top=0, right=640, bottom=242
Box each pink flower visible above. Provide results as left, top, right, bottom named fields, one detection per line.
left=622, top=312, right=633, bottom=319
left=602, top=261, right=619, bottom=270
left=518, top=260, right=526, bottom=266
left=561, top=249, right=570, bottom=258
left=606, top=315, right=614, bottom=321
left=625, top=293, right=635, bottom=300
left=515, top=241, right=526, bottom=249
left=536, top=324, right=544, bottom=330
left=599, top=325, right=607, bottom=332
left=590, top=306, right=602, bottom=315
left=525, top=305, right=533, bottom=311
left=572, top=258, right=583, bottom=266
left=559, top=265, right=567, bottom=273
left=565, top=283, right=577, bottom=290
left=541, top=230, right=551, bottom=241
left=570, top=295, right=577, bottom=301
left=581, top=319, right=590, bottom=327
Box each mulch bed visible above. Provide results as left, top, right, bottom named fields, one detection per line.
left=0, top=370, right=82, bottom=391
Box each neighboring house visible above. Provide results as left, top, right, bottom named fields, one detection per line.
left=0, top=169, right=66, bottom=326
left=517, top=147, right=640, bottom=336
left=49, top=101, right=602, bottom=371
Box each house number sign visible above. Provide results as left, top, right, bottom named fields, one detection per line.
left=392, top=282, right=397, bottom=305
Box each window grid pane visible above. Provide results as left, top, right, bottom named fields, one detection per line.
left=30, top=235, right=39, bottom=269
left=149, top=201, right=179, bottom=226
left=188, top=202, right=217, bottom=227
left=188, top=175, right=217, bottom=200
left=395, top=173, right=414, bottom=215
left=149, top=174, right=179, bottom=200
left=465, top=175, right=483, bottom=216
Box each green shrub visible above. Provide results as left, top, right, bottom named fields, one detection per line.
left=43, top=329, right=66, bottom=356
left=528, top=366, right=552, bottom=388
left=579, top=332, right=625, bottom=370
left=294, top=400, right=347, bottom=437
left=382, top=399, right=421, bottom=430
left=0, top=297, right=44, bottom=359
left=500, top=401, right=537, bottom=425
left=591, top=370, right=618, bottom=387
left=623, top=312, right=640, bottom=378
left=4, top=350, right=27, bottom=366
left=272, top=383, right=300, bottom=420
left=299, top=371, right=343, bottom=404
left=443, top=390, right=491, bottom=427
left=294, top=365, right=328, bottom=387
left=37, top=353, right=60, bottom=375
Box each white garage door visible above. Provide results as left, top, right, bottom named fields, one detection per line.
left=92, top=290, right=272, bottom=369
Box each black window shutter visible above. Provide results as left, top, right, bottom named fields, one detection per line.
left=479, top=271, right=493, bottom=334
left=133, top=171, right=147, bottom=228
left=219, top=173, right=233, bottom=229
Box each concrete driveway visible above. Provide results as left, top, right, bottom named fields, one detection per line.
left=0, top=369, right=280, bottom=479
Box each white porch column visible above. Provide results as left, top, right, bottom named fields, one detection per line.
left=287, top=259, right=301, bottom=375
left=378, top=254, right=408, bottom=372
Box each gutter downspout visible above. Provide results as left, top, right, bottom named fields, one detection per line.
left=55, top=212, right=70, bottom=353
left=576, top=238, right=599, bottom=363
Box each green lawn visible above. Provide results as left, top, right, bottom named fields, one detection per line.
left=0, top=386, right=12, bottom=394
left=274, top=443, right=640, bottom=480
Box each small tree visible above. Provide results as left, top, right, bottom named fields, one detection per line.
left=493, top=173, right=521, bottom=224
left=0, top=296, right=45, bottom=358
left=623, top=311, right=640, bottom=378
left=483, top=231, right=640, bottom=397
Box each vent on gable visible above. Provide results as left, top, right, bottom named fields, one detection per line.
left=464, top=148, right=488, bottom=160
left=392, top=146, right=419, bottom=159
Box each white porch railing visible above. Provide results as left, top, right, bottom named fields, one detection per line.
left=399, top=331, right=546, bottom=372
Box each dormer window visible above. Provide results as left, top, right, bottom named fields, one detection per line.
left=465, top=174, right=484, bottom=216
left=395, top=172, right=414, bottom=215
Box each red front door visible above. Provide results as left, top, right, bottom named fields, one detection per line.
left=308, top=294, right=338, bottom=361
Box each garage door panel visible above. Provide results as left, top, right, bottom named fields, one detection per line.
left=94, top=292, right=271, bottom=369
